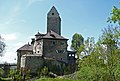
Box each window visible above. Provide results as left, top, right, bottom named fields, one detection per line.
left=51, top=41, right=55, bottom=46
left=72, top=54, right=74, bottom=57
left=52, top=13, right=54, bottom=15
left=56, top=50, right=65, bottom=54
left=37, top=51, right=39, bottom=53
left=53, top=41, right=55, bottom=45
left=69, top=54, right=71, bottom=56
left=60, top=42, right=64, bottom=45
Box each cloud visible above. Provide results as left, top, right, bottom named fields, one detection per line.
left=2, top=33, right=17, bottom=41
left=0, top=51, right=17, bottom=63
left=0, top=42, right=25, bottom=63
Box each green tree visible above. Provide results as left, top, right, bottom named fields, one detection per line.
left=0, top=68, right=4, bottom=79
left=71, top=33, right=84, bottom=51
left=41, top=66, right=49, bottom=77
left=98, top=26, right=120, bottom=81
left=74, top=26, right=120, bottom=81
left=82, top=37, right=95, bottom=56
left=108, top=2, right=120, bottom=25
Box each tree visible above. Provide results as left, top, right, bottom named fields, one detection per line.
left=71, top=33, right=84, bottom=51
left=108, top=3, right=120, bottom=25
left=40, top=66, right=49, bottom=77
left=98, top=26, right=120, bottom=81
left=83, top=37, right=95, bottom=55
left=0, top=68, right=4, bottom=79
left=0, top=35, right=6, bottom=56
left=72, top=25, right=120, bottom=81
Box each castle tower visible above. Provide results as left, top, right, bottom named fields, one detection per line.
left=47, top=6, right=61, bottom=35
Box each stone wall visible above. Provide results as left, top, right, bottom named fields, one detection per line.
left=47, top=17, right=61, bottom=35
left=21, top=55, right=67, bottom=75
left=43, top=39, right=68, bottom=63
left=21, top=55, right=43, bottom=74
left=17, top=51, right=32, bottom=69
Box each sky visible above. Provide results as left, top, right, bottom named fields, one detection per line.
left=0, top=0, right=120, bottom=63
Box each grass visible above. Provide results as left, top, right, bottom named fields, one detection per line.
left=0, top=78, right=12, bottom=81
left=35, top=78, right=80, bottom=81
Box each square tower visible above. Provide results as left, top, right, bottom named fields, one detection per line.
left=47, top=6, right=61, bottom=35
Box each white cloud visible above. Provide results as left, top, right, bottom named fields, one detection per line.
left=0, top=42, right=25, bottom=63
left=0, top=51, right=17, bottom=63
left=2, top=33, right=17, bottom=41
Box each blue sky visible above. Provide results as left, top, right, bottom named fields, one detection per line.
left=0, top=0, right=119, bottom=63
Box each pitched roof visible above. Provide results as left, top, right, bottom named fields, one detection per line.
left=35, top=30, right=68, bottom=40
left=47, top=6, right=59, bottom=17
left=17, top=44, right=33, bottom=52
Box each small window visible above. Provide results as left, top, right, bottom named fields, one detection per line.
left=72, top=54, right=74, bottom=57
left=69, top=54, right=71, bottom=56
left=37, top=51, right=39, bottom=53
left=60, top=42, right=64, bottom=45
left=52, top=13, right=54, bottom=15
left=52, top=41, right=55, bottom=45
left=56, top=50, right=65, bottom=54
left=58, top=50, right=64, bottom=53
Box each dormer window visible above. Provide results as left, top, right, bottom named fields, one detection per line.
left=52, top=13, right=54, bottom=15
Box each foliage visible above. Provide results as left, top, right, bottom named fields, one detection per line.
left=35, top=77, right=80, bottom=81
left=70, top=25, right=120, bottom=81
left=41, top=66, right=49, bottom=77
left=108, top=3, right=120, bottom=25
left=80, top=37, right=95, bottom=57
left=9, top=69, right=31, bottom=81
left=71, top=33, right=84, bottom=51
left=0, top=35, right=6, bottom=56
left=9, top=69, right=22, bottom=81
left=37, top=66, right=49, bottom=78
left=0, top=78, right=12, bottom=81
left=0, top=68, right=4, bottom=78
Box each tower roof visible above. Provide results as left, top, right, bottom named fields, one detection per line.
left=47, top=6, right=60, bottom=17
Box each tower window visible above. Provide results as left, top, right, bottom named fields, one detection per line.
left=37, top=51, right=39, bottom=53
left=52, top=13, right=54, bottom=15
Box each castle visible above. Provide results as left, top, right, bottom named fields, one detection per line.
left=17, top=6, right=76, bottom=75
